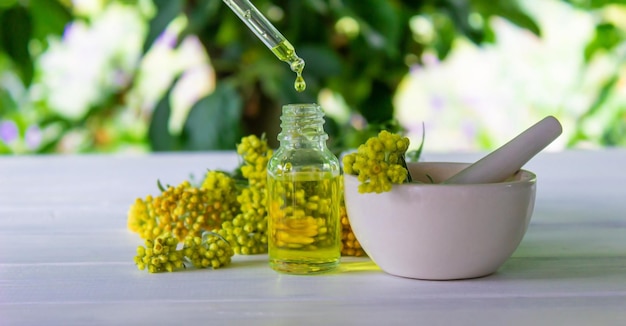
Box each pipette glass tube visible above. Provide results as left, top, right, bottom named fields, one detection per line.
left=223, top=0, right=306, bottom=91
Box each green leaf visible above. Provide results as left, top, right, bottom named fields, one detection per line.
left=343, top=0, right=402, bottom=57
left=181, top=83, right=243, bottom=150
left=470, top=0, right=541, bottom=37
left=29, top=0, right=72, bottom=42
left=359, top=80, right=394, bottom=123
left=179, top=0, right=221, bottom=44
left=297, top=45, right=342, bottom=79
left=406, top=122, right=425, bottom=163
left=0, top=0, right=17, bottom=9
left=429, top=12, right=456, bottom=59
left=303, top=0, right=329, bottom=14
left=565, top=0, right=626, bottom=9
left=0, top=5, right=33, bottom=85
left=142, top=0, right=183, bottom=53
left=149, top=82, right=179, bottom=151
left=584, top=75, right=619, bottom=118
left=584, top=23, right=622, bottom=61
left=157, top=179, right=167, bottom=192
left=569, top=75, right=623, bottom=146
left=441, top=0, right=484, bottom=43
left=602, top=115, right=626, bottom=146
left=0, top=86, right=17, bottom=115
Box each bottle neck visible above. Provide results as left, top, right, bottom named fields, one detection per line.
left=277, top=103, right=328, bottom=148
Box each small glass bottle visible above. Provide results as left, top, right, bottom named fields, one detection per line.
left=267, top=103, right=342, bottom=274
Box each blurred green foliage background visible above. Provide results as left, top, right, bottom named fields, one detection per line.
left=0, top=0, right=625, bottom=154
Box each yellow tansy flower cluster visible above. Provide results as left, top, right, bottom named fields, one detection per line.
left=343, top=130, right=410, bottom=193
left=217, top=134, right=273, bottom=255
left=183, top=232, right=235, bottom=269
left=134, top=233, right=184, bottom=273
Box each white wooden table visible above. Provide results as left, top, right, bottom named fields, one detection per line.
left=1, top=150, right=625, bottom=325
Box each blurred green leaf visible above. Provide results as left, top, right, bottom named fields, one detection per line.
left=0, top=0, right=17, bottom=8
left=442, top=0, right=483, bottom=43
left=149, top=82, right=179, bottom=151
left=179, top=0, right=221, bottom=44
left=297, top=45, right=342, bottom=79
left=470, top=0, right=540, bottom=37
left=430, top=12, right=457, bottom=58
left=142, top=0, right=183, bottom=53
left=360, top=80, right=394, bottom=123
left=340, top=119, right=404, bottom=150
left=303, top=0, right=329, bottom=14
left=593, top=0, right=626, bottom=7
left=0, top=87, right=16, bottom=114
left=585, top=75, right=619, bottom=117
left=602, top=115, right=626, bottom=145
left=564, top=0, right=626, bottom=9
left=585, top=23, right=622, bottom=61
left=406, top=122, right=425, bottom=162
left=0, top=142, right=10, bottom=154
left=181, top=83, right=243, bottom=150
left=568, top=75, right=620, bottom=146
left=0, top=4, right=33, bottom=85
left=343, top=0, right=402, bottom=57
left=29, top=0, right=71, bottom=43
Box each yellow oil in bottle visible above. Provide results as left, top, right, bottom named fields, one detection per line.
left=268, top=172, right=341, bottom=274
left=271, top=40, right=306, bottom=92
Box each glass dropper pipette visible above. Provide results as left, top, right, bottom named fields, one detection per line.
left=222, top=0, right=306, bottom=91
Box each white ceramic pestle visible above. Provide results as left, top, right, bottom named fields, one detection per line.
left=443, top=116, right=562, bottom=184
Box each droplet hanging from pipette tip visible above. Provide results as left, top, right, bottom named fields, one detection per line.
left=295, top=74, right=306, bottom=92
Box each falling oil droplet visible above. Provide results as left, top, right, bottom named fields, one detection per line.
left=294, top=74, right=306, bottom=92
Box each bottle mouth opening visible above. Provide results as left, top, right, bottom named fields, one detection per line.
left=278, top=103, right=327, bottom=142
left=280, top=104, right=324, bottom=122
left=281, top=103, right=322, bottom=115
